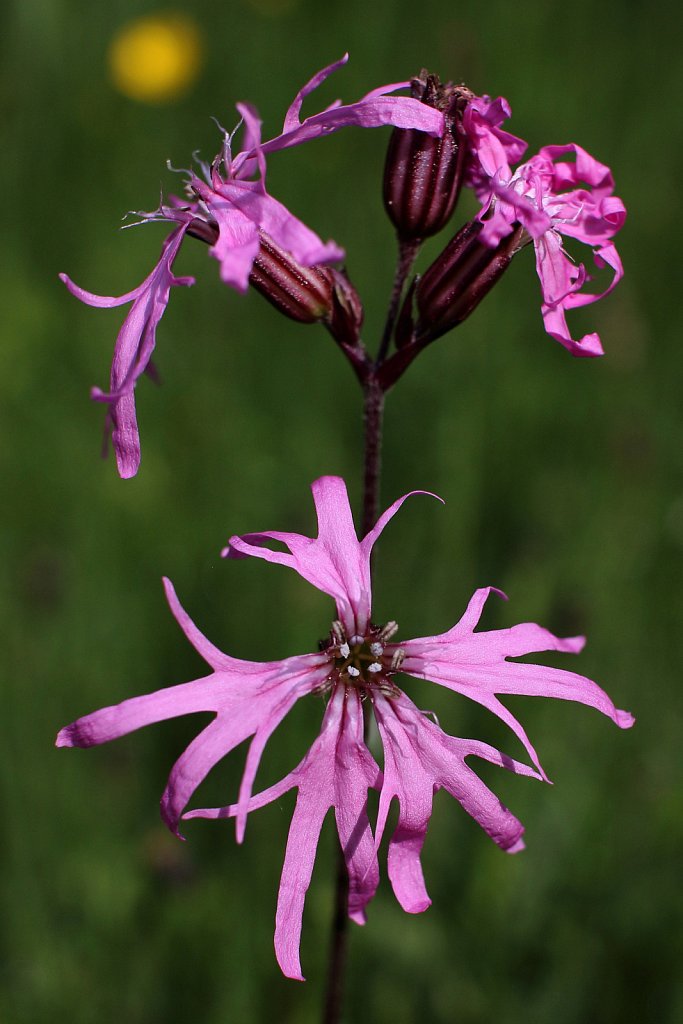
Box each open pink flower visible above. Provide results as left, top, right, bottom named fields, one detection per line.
left=60, top=55, right=445, bottom=478
left=476, top=143, right=626, bottom=356
left=57, top=476, right=633, bottom=979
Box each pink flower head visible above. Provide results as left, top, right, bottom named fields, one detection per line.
left=56, top=476, right=633, bottom=979
left=477, top=143, right=626, bottom=356
left=60, top=55, right=445, bottom=478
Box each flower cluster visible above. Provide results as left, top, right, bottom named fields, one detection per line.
left=61, top=58, right=625, bottom=479
left=60, top=55, right=444, bottom=478
left=383, top=85, right=626, bottom=369
left=57, top=477, right=633, bottom=980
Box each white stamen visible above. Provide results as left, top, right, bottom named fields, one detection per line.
left=369, top=642, right=383, bottom=657
left=347, top=666, right=360, bottom=678
left=368, top=663, right=382, bottom=674
left=379, top=621, right=399, bottom=641
left=339, top=642, right=350, bottom=659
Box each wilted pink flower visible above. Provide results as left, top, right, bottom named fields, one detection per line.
left=60, top=55, right=445, bottom=478
left=475, top=143, right=626, bottom=356
left=57, top=476, right=633, bottom=979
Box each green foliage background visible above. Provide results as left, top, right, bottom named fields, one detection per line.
left=2, top=0, right=681, bottom=1021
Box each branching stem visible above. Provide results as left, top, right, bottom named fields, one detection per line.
left=375, top=238, right=421, bottom=366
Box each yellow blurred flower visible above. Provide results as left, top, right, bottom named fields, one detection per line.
left=108, top=12, right=204, bottom=104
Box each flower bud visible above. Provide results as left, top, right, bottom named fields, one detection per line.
left=411, top=220, right=529, bottom=344
left=383, top=72, right=471, bottom=241
left=188, top=219, right=364, bottom=350
left=249, top=232, right=335, bottom=323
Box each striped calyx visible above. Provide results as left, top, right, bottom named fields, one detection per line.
left=383, top=71, right=471, bottom=242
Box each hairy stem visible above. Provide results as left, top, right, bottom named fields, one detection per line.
left=361, top=378, right=386, bottom=538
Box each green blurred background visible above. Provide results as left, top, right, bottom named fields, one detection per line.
left=3, top=0, right=681, bottom=1021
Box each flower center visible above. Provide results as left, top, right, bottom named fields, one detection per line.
left=320, top=620, right=404, bottom=697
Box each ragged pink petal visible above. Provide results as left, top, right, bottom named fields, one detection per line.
left=186, top=684, right=381, bottom=981
left=279, top=93, right=444, bottom=141
left=272, top=685, right=381, bottom=978
left=234, top=101, right=263, bottom=156
left=536, top=143, right=616, bottom=196
left=281, top=53, right=350, bottom=133
left=162, top=577, right=251, bottom=672
left=541, top=299, right=604, bottom=357
left=56, top=582, right=328, bottom=838
left=360, top=488, right=443, bottom=563
left=60, top=223, right=194, bottom=478
left=562, top=241, right=624, bottom=311
left=535, top=232, right=622, bottom=356
left=226, top=477, right=438, bottom=636
left=204, top=201, right=261, bottom=293
left=398, top=586, right=634, bottom=770
left=462, top=94, right=528, bottom=201
left=170, top=658, right=327, bottom=840
left=373, top=692, right=538, bottom=911
left=225, top=476, right=370, bottom=634
left=224, top=477, right=363, bottom=634
left=258, top=56, right=444, bottom=159
left=234, top=686, right=306, bottom=844
left=55, top=673, right=221, bottom=749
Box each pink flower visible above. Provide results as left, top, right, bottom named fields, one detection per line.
left=60, top=55, right=445, bottom=478
left=476, top=143, right=626, bottom=356
left=56, top=476, right=633, bottom=979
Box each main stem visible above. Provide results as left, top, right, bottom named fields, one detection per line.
left=321, top=376, right=385, bottom=1024
left=361, top=378, right=386, bottom=537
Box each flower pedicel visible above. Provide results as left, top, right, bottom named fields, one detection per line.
left=57, top=477, right=633, bottom=980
